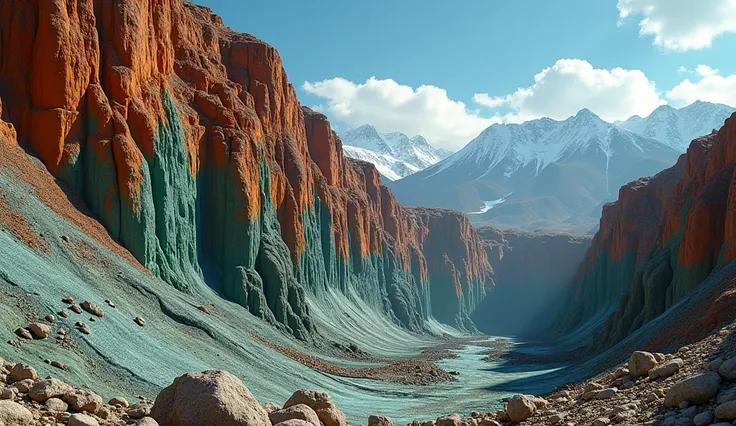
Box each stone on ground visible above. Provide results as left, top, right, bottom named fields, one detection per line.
left=629, top=351, right=657, bottom=377
left=136, top=418, right=160, bottom=426
left=66, top=388, right=103, bottom=413
left=269, top=404, right=320, bottom=426
left=649, top=358, right=683, bottom=379
left=45, top=397, right=68, bottom=412
left=718, top=356, right=736, bottom=381
left=28, top=322, right=50, bottom=339
left=29, top=378, right=70, bottom=402
left=0, top=400, right=33, bottom=426
left=285, top=389, right=347, bottom=426
left=715, top=400, right=736, bottom=421
left=8, top=364, right=37, bottom=382
left=69, top=413, right=100, bottom=426
left=368, top=415, right=394, bottom=426
left=506, top=394, right=537, bottom=423
left=128, top=402, right=152, bottom=419
left=693, top=410, right=713, bottom=426
left=109, top=397, right=129, bottom=407
left=150, top=370, right=271, bottom=426
left=435, top=413, right=461, bottom=426
left=664, top=372, right=721, bottom=407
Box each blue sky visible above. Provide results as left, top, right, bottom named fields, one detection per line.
left=194, top=0, right=736, bottom=150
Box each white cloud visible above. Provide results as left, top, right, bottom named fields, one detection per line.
left=473, top=59, right=665, bottom=123
left=695, top=65, right=720, bottom=77
left=617, top=0, right=736, bottom=51
left=302, top=77, right=496, bottom=150
left=667, top=68, right=736, bottom=107
left=677, top=66, right=688, bottom=73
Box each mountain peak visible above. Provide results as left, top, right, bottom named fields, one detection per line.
left=575, top=108, right=600, bottom=120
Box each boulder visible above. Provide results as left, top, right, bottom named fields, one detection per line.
left=136, top=418, right=160, bottom=426
left=0, top=400, right=33, bottom=426
left=109, top=397, right=129, bottom=407
left=285, top=389, right=346, bottom=426
left=269, top=404, right=320, bottom=426
left=66, top=389, right=103, bottom=413
left=649, top=359, right=684, bottom=379
left=8, top=364, right=37, bottom=382
left=583, top=382, right=604, bottom=392
left=718, top=356, right=736, bottom=381
left=128, top=403, right=152, bottom=419
left=693, top=410, right=713, bottom=426
left=81, top=301, right=104, bottom=317
left=591, top=418, right=610, bottom=426
left=436, top=414, right=461, bottom=426
left=29, top=378, right=70, bottom=402
left=506, top=394, right=536, bottom=423
left=629, top=351, right=657, bottom=377
left=715, top=400, right=736, bottom=421
left=69, top=413, right=100, bottom=426
left=45, top=397, right=68, bottom=412
left=709, top=358, right=725, bottom=372
left=150, top=370, right=271, bottom=426
left=28, top=323, right=50, bottom=339
left=664, top=373, right=721, bottom=407
left=11, top=379, right=33, bottom=393
left=478, top=420, right=501, bottom=426
left=368, top=415, right=394, bottom=426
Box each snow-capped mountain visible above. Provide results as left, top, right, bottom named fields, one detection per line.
left=390, top=108, right=682, bottom=233
left=617, top=101, right=734, bottom=151
left=339, top=125, right=451, bottom=180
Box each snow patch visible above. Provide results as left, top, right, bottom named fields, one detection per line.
left=468, top=193, right=513, bottom=214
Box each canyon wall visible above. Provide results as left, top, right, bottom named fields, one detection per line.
left=0, top=0, right=490, bottom=337
left=472, top=227, right=591, bottom=335
left=558, top=117, right=736, bottom=349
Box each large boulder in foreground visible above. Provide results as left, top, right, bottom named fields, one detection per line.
left=150, top=370, right=271, bottom=426
left=285, top=390, right=347, bottom=426
left=664, top=372, right=721, bottom=407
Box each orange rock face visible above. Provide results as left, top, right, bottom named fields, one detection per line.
left=563, top=114, right=736, bottom=348
left=0, top=0, right=491, bottom=335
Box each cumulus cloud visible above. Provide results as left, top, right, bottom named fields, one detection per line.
left=617, top=0, right=736, bottom=51
left=472, top=59, right=665, bottom=122
left=695, top=65, right=720, bottom=77
left=667, top=67, right=736, bottom=107
left=302, top=77, right=496, bottom=150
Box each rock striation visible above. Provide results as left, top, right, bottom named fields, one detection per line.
left=0, top=0, right=490, bottom=336
left=558, top=115, right=736, bottom=348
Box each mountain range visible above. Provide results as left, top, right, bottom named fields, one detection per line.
left=389, top=101, right=734, bottom=233
left=340, top=125, right=452, bottom=180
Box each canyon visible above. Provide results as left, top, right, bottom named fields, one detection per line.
left=1, top=0, right=736, bottom=425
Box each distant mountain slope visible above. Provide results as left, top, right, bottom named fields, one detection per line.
left=617, top=101, right=734, bottom=151
left=390, top=108, right=686, bottom=232
left=340, top=125, right=452, bottom=180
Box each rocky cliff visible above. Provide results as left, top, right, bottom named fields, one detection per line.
left=559, top=115, right=736, bottom=349
left=472, top=227, right=591, bottom=335
left=0, top=0, right=490, bottom=337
